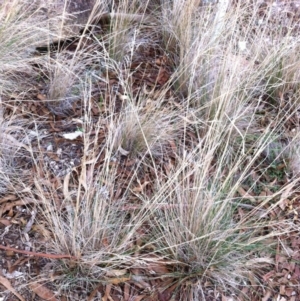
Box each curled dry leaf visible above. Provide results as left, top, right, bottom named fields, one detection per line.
left=118, top=146, right=130, bottom=156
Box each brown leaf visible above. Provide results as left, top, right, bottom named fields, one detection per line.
left=102, top=284, right=114, bottom=301
left=147, top=262, right=169, bottom=275
left=169, top=140, right=177, bottom=153
left=262, top=270, right=275, bottom=282
left=156, top=68, right=170, bottom=85
left=237, top=186, right=256, bottom=203
left=132, top=181, right=149, bottom=193
left=131, top=275, right=151, bottom=289
left=159, top=282, right=177, bottom=301
left=237, top=287, right=249, bottom=300
left=37, top=93, right=46, bottom=100
left=105, top=276, right=131, bottom=285
left=31, top=224, right=52, bottom=241
left=0, top=275, right=25, bottom=301
left=29, top=282, right=59, bottom=301
left=261, top=290, right=272, bottom=301
left=0, top=194, right=18, bottom=204
left=9, top=257, right=30, bottom=274
left=0, top=199, right=37, bottom=217
left=123, top=282, right=130, bottom=301
left=292, top=265, right=300, bottom=280
left=284, top=287, right=295, bottom=297
left=105, top=269, right=128, bottom=277
left=87, top=283, right=103, bottom=301
left=0, top=218, right=11, bottom=226
left=132, top=296, right=147, bottom=301
left=280, top=285, right=286, bottom=295
left=5, top=246, right=15, bottom=257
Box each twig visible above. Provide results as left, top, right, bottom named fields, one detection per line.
left=0, top=244, right=78, bottom=260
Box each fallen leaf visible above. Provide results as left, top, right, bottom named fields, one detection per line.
left=0, top=218, right=11, bottom=226
left=0, top=199, right=37, bottom=217
left=156, top=67, right=170, bottom=85
left=9, top=257, right=30, bottom=274
left=87, top=283, right=103, bottom=301
left=102, top=284, right=114, bottom=301
left=29, top=282, right=58, bottom=301
left=31, top=224, right=52, bottom=241
left=5, top=249, right=15, bottom=257
left=132, top=296, right=147, bottom=301
left=2, top=270, right=23, bottom=279
left=284, top=287, right=295, bottom=297
left=37, top=93, right=46, bottom=100
left=262, top=270, right=275, bottom=282
left=61, top=130, right=83, bottom=140
left=132, top=181, right=149, bottom=193
left=237, top=186, right=256, bottom=203
left=147, top=262, right=169, bottom=275
left=261, top=289, right=272, bottom=301
left=131, top=275, right=151, bottom=289
left=159, top=282, right=178, bottom=301
left=0, top=275, right=25, bottom=301
left=63, top=172, right=72, bottom=201
left=105, top=269, right=128, bottom=277
left=123, top=283, right=131, bottom=301
left=280, top=285, right=286, bottom=295
left=118, top=146, right=130, bottom=156
left=0, top=194, right=18, bottom=205
left=105, top=276, right=131, bottom=285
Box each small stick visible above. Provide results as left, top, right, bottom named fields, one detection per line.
left=0, top=244, right=78, bottom=261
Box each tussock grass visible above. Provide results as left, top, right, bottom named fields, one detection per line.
left=109, top=98, right=180, bottom=157
left=0, top=106, right=38, bottom=195
left=32, top=79, right=181, bottom=273
left=0, top=0, right=60, bottom=97
left=147, top=104, right=297, bottom=298
left=96, top=0, right=159, bottom=61
left=1, top=0, right=300, bottom=300
left=44, top=50, right=94, bottom=116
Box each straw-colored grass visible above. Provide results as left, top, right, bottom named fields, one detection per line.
left=0, top=0, right=300, bottom=300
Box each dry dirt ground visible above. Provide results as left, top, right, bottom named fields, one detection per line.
left=0, top=1, right=300, bottom=300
